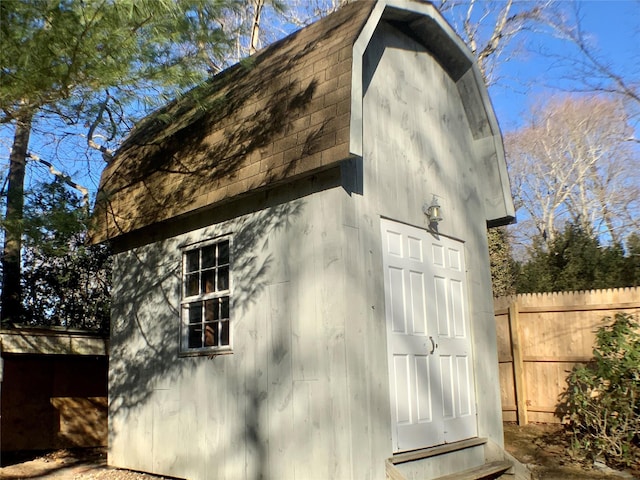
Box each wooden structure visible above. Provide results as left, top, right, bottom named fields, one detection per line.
left=0, top=327, right=108, bottom=454
left=495, top=287, right=640, bottom=424
left=91, top=2, right=523, bottom=479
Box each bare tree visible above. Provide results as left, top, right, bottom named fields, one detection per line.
left=552, top=3, right=640, bottom=141
left=217, top=0, right=286, bottom=64
left=278, top=0, right=349, bottom=27
left=506, top=95, right=640, bottom=251
left=431, top=1, right=567, bottom=292
left=435, top=0, right=563, bottom=85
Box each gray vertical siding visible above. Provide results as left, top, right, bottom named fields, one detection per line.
left=109, top=182, right=390, bottom=479
left=108, top=17, right=505, bottom=480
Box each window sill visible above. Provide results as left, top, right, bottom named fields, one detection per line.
left=178, top=348, right=234, bottom=358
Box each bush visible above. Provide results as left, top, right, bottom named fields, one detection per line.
left=561, top=313, right=640, bottom=468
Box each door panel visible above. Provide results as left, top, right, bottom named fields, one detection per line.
left=393, top=354, right=412, bottom=424
left=409, top=271, right=427, bottom=334
left=381, top=219, right=477, bottom=452
left=415, top=355, right=433, bottom=423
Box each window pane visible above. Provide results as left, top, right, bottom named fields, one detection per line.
left=186, top=273, right=199, bottom=296
left=213, top=322, right=221, bottom=346
left=204, top=323, right=216, bottom=346
left=217, top=266, right=229, bottom=291
left=186, top=251, right=199, bottom=273
left=188, top=302, right=202, bottom=324
left=202, top=270, right=215, bottom=293
left=188, top=325, right=202, bottom=348
left=201, top=246, right=216, bottom=269
left=218, top=240, right=230, bottom=265
left=220, top=296, right=230, bottom=319
left=220, top=320, right=230, bottom=346
left=205, top=299, right=218, bottom=321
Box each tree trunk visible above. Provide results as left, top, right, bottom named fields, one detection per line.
left=1, top=114, right=32, bottom=325
left=249, top=0, right=264, bottom=55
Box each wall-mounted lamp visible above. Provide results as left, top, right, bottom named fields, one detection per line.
left=423, top=196, right=443, bottom=225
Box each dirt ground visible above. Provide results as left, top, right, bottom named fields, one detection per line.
left=503, top=423, right=638, bottom=480
left=0, top=423, right=638, bottom=479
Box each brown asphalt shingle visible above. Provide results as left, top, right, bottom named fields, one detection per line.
left=90, top=2, right=376, bottom=244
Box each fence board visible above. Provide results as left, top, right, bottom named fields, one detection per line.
left=495, top=287, right=640, bottom=424
left=508, top=302, right=527, bottom=425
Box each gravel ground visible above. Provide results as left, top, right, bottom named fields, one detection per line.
left=0, top=448, right=168, bottom=480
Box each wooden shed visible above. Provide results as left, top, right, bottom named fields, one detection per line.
left=90, top=1, right=523, bottom=478
left=0, top=327, right=108, bottom=455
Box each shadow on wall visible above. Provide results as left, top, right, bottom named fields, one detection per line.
left=1, top=354, right=108, bottom=454
left=108, top=198, right=304, bottom=414
left=100, top=15, right=396, bottom=468
left=107, top=195, right=307, bottom=478
left=51, top=397, right=108, bottom=447
left=100, top=11, right=363, bottom=437
left=106, top=177, right=391, bottom=478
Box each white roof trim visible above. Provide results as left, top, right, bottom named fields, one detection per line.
left=349, top=0, right=515, bottom=224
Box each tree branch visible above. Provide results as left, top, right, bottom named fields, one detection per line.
left=27, top=153, right=90, bottom=208
left=86, top=92, right=115, bottom=162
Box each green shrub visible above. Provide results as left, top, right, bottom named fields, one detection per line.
left=561, top=313, right=640, bottom=468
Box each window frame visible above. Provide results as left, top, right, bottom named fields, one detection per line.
left=179, top=235, right=233, bottom=356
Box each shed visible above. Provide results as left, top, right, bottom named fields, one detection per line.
left=0, top=328, right=108, bottom=455
left=91, top=1, right=522, bottom=479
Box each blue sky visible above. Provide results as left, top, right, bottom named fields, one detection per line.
left=488, top=1, right=639, bottom=132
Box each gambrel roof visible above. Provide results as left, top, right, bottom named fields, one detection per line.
left=90, top=0, right=514, bottom=244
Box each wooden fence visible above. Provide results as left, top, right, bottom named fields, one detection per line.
left=494, top=287, right=640, bottom=425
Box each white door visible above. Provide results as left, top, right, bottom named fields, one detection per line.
left=381, top=219, right=477, bottom=452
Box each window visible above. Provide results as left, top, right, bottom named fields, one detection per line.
left=180, top=237, right=231, bottom=354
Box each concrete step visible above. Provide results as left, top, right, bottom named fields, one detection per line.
left=432, top=460, right=513, bottom=480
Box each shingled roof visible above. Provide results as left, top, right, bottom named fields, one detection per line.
left=89, top=2, right=377, bottom=244
left=90, top=0, right=513, bottom=244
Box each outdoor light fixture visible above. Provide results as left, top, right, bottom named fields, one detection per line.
left=423, top=195, right=443, bottom=225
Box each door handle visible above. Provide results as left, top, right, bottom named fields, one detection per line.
left=429, top=336, right=436, bottom=355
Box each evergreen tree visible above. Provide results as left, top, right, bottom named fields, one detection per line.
left=21, top=180, right=111, bottom=331
left=625, top=233, right=640, bottom=287
left=550, top=224, right=601, bottom=291
left=488, top=227, right=517, bottom=296
left=0, top=0, right=243, bottom=324
left=596, top=241, right=628, bottom=289
left=514, top=235, right=556, bottom=293
left=516, top=223, right=637, bottom=293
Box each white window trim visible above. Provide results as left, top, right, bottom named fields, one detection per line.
left=179, top=234, right=233, bottom=357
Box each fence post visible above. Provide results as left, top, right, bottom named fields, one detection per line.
left=509, top=300, right=528, bottom=425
